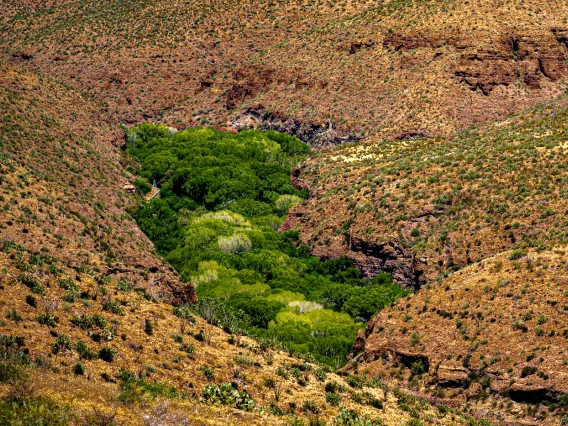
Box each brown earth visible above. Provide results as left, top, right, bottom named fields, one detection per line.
left=0, top=233, right=484, bottom=425
left=282, top=95, right=568, bottom=289
left=2, top=1, right=568, bottom=144
left=346, top=248, right=568, bottom=425
left=0, top=62, right=195, bottom=305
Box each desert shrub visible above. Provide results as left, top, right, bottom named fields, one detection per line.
left=521, top=366, right=538, bottom=378
left=335, top=408, right=382, bottom=425
left=0, top=335, right=29, bottom=382
left=117, top=368, right=177, bottom=404
left=6, top=310, right=22, bottom=323
left=144, top=319, right=154, bottom=335
left=102, top=299, right=124, bottom=315
left=346, top=374, right=366, bottom=389
left=510, top=250, right=527, bottom=260
left=70, top=314, right=106, bottom=330
left=73, top=362, right=85, bottom=375
left=233, top=356, right=256, bottom=367
left=75, top=341, right=98, bottom=360
left=410, top=360, right=427, bottom=376
left=172, top=305, right=196, bottom=324
left=36, top=312, right=58, bottom=327
left=202, top=383, right=255, bottom=411
left=200, top=366, right=215, bottom=381
left=98, top=347, right=117, bottom=362
left=51, top=335, right=72, bottom=354
left=302, top=400, right=320, bottom=414
left=116, top=279, right=132, bottom=291
left=326, top=392, right=341, bottom=406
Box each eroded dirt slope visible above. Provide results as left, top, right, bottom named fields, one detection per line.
left=348, top=248, right=568, bottom=425
left=282, top=95, right=568, bottom=288
left=2, top=1, right=568, bottom=143
left=0, top=62, right=195, bottom=304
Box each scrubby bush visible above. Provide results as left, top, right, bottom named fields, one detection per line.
left=326, top=392, right=342, bottom=406
left=51, top=335, right=72, bottom=354
left=73, top=362, right=85, bottom=375
left=202, top=383, right=255, bottom=411
left=98, top=346, right=117, bottom=362
left=36, top=312, right=58, bottom=327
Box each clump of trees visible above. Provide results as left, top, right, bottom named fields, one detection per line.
left=127, top=124, right=408, bottom=365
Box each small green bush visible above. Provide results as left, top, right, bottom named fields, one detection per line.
left=98, top=346, right=117, bottom=362
left=326, top=392, right=341, bottom=406
left=73, top=362, right=85, bottom=375
left=25, top=295, right=36, bottom=307
left=36, top=312, right=58, bottom=327
left=51, top=335, right=72, bottom=354
left=202, top=383, right=255, bottom=411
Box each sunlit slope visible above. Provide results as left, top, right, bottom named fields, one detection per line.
left=283, top=95, right=568, bottom=288
left=3, top=1, right=568, bottom=142
left=0, top=62, right=194, bottom=303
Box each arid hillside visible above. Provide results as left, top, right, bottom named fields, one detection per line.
left=0, top=0, right=376, bottom=139
left=0, top=62, right=195, bottom=306
left=348, top=248, right=568, bottom=425
left=2, top=0, right=568, bottom=143
left=0, top=62, right=491, bottom=425
left=282, top=95, right=568, bottom=288
left=0, top=227, right=487, bottom=426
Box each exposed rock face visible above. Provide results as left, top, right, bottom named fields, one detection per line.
left=348, top=250, right=568, bottom=425
left=383, top=31, right=444, bottom=51
left=454, top=40, right=518, bottom=95
left=228, top=105, right=360, bottom=147
left=437, top=363, right=468, bottom=387
left=384, top=29, right=568, bottom=95
left=4, top=1, right=568, bottom=142
left=226, top=66, right=279, bottom=111
left=350, top=237, right=427, bottom=289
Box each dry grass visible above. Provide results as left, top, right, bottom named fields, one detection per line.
left=2, top=0, right=568, bottom=142
left=351, top=247, right=568, bottom=425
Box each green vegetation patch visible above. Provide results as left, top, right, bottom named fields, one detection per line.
left=127, top=125, right=408, bottom=365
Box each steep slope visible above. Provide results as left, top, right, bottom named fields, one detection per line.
left=349, top=248, right=568, bottom=425
left=0, top=62, right=195, bottom=305
left=282, top=95, right=568, bottom=288
left=2, top=1, right=568, bottom=143
left=0, top=0, right=376, bottom=136
left=231, top=0, right=568, bottom=141
left=0, top=62, right=494, bottom=425
left=0, top=236, right=488, bottom=426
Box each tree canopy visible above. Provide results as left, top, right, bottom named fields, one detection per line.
left=127, top=124, right=409, bottom=365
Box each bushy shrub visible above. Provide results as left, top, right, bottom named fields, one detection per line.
left=201, top=383, right=255, bottom=411
left=75, top=340, right=98, bottom=360
left=51, top=335, right=72, bottom=354
left=98, top=346, right=117, bottom=362
left=336, top=408, right=382, bottom=426
left=73, top=362, right=85, bottom=375
left=0, top=335, right=29, bottom=382
left=326, top=392, right=341, bottom=406
left=36, top=312, right=58, bottom=327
